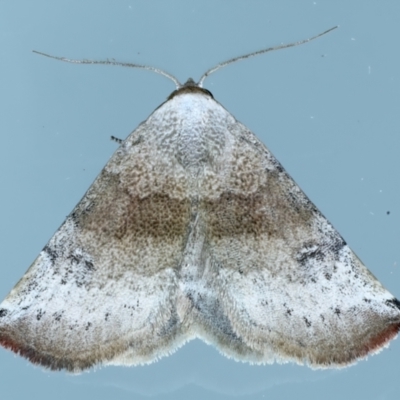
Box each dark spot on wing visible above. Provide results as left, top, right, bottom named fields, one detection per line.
left=386, top=298, right=400, bottom=310
left=363, top=298, right=371, bottom=303
left=68, top=254, right=94, bottom=270
left=271, top=159, right=284, bottom=173
left=54, top=252, right=96, bottom=288
left=70, top=202, right=95, bottom=227
left=36, top=309, right=44, bottom=321
left=296, top=243, right=326, bottom=267
left=43, top=245, right=58, bottom=265
left=330, top=236, right=347, bottom=254
left=297, top=237, right=346, bottom=270
left=0, top=309, right=8, bottom=318
left=324, top=272, right=332, bottom=280
left=53, top=311, right=63, bottom=322
left=68, top=254, right=80, bottom=264
left=85, top=260, right=94, bottom=271
left=283, top=303, right=293, bottom=317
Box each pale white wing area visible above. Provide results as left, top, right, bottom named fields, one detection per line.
left=192, top=108, right=400, bottom=367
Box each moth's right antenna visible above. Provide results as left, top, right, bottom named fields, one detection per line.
left=197, top=26, right=338, bottom=87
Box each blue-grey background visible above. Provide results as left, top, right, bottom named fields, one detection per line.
left=1, top=1, right=399, bottom=399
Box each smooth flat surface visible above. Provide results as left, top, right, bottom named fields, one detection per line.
left=1, top=1, right=399, bottom=399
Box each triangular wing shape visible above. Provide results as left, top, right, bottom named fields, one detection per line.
left=0, top=85, right=399, bottom=371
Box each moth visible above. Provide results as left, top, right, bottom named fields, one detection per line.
left=1, top=27, right=399, bottom=372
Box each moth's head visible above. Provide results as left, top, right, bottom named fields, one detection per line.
left=167, top=78, right=214, bottom=100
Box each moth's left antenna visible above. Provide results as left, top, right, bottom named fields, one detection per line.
left=32, top=50, right=182, bottom=89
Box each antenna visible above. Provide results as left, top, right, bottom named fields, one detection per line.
left=197, top=26, right=338, bottom=86
left=33, top=26, right=338, bottom=90
left=32, top=50, right=182, bottom=89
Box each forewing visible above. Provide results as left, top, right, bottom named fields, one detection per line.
left=197, top=117, right=400, bottom=367
left=0, top=111, right=192, bottom=371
